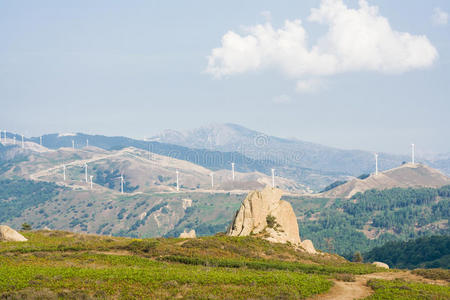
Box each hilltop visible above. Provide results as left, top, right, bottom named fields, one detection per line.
left=321, top=163, right=450, bottom=198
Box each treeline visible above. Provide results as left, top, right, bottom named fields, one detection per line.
left=0, top=179, right=62, bottom=223
left=364, top=235, right=450, bottom=269
left=299, top=186, right=450, bottom=257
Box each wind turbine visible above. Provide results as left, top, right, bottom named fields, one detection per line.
left=375, top=153, right=378, bottom=175
left=72, top=140, right=75, bottom=150
left=13, top=136, right=16, bottom=145
left=210, top=172, right=214, bottom=189
left=90, top=175, right=94, bottom=190
left=86, top=139, right=89, bottom=147
left=411, top=143, right=415, bottom=165
left=120, top=174, right=124, bottom=194
left=271, top=168, right=275, bottom=188
left=40, top=136, right=42, bottom=146
left=21, top=134, right=24, bottom=149
left=231, top=163, right=235, bottom=181
left=3, top=130, right=6, bottom=143
left=176, top=170, right=179, bottom=192
left=84, top=162, right=88, bottom=183
left=63, top=165, right=66, bottom=181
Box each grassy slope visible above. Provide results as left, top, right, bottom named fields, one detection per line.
left=1, top=231, right=449, bottom=299
left=0, top=231, right=372, bottom=299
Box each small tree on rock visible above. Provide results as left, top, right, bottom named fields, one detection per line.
left=21, top=223, right=32, bottom=231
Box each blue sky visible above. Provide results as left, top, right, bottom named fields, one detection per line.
left=0, top=0, right=449, bottom=155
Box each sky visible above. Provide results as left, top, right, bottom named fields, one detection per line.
left=0, top=0, right=449, bottom=155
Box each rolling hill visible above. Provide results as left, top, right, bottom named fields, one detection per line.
left=321, top=163, right=450, bottom=198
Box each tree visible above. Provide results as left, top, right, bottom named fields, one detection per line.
left=21, top=223, right=32, bottom=231
left=353, top=251, right=363, bottom=263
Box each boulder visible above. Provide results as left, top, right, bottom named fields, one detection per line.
left=179, top=229, right=196, bottom=239
left=227, top=186, right=301, bottom=245
left=0, top=225, right=28, bottom=242
left=372, top=261, right=389, bottom=269
left=300, top=240, right=317, bottom=254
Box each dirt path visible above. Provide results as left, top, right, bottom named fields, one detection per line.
left=310, top=271, right=447, bottom=300
left=310, top=277, right=372, bottom=300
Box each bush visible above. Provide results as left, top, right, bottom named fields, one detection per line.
left=21, top=223, right=32, bottom=231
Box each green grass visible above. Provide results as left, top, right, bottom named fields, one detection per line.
left=412, top=269, right=450, bottom=282
left=0, top=243, right=332, bottom=299
left=1, top=230, right=446, bottom=299
left=366, top=279, right=450, bottom=300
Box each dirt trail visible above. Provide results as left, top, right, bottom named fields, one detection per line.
left=310, top=276, right=372, bottom=300
left=310, top=271, right=447, bottom=300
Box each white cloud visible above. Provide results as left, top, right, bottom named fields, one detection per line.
left=206, top=0, right=438, bottom=91
left=272, top=94, right=292, bottom=104
left=432, top=7, right=448, bottom=26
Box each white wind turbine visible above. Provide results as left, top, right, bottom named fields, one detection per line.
left=72, top=140, right=75, bottom=150
left=40, top=136, right=42, bottom=146
left=271, top=168, right=275, bottom=188
left=13, top=136, right=16, bottom=145
left=231, top=163, right=235, bottom=181
left=86, top=139, right=89, bottom=147
left=90, top=175, right=94, bottom=190
left=3, top=130, right=6, bottom=143
left=210, top=172, right=214, bottom=189
left=21, top=134, right=24, bottom=149
left=411, top=143, right=415, bottom=165
left=63, top=165, right=66, bottom=181
left=375, top=153, right=379, bottom=175
left=120, top=174, right=124, bottom=194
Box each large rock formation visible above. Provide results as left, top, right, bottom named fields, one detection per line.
left=0, top=225, right=28, bottom=242
left=227, top=186, right=302, bottom=245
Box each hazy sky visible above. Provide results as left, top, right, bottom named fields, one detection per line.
left=1, top=0, right=449, bottom=155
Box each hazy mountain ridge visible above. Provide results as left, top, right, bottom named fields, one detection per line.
left=150, top=123, right=450, bottom=190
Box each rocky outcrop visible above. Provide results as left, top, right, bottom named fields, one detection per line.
left=300, top=240, right=317, bottom=254
left=372, top=261, right=389, bottom=269
left=227, top=186, right=301, bottom=245
left=179, top=229, right=196, bottom=238
left=0, top=225, right=28, bottom=242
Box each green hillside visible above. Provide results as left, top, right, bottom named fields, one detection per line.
left=2, top=231, right=450, bottom=299
left=1, top=179, right=449, bottom=259
left=296, top=186, right=450, bottom=257
left=364, top=235, right=450, bottom=269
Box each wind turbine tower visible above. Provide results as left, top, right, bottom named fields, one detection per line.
left=3, top=130, right=6, bottom=143
left=231, top=163, right=235, bottom=181
left=176, top=170, right=179, bottom=192
left=375, top=153, right=379, bottom=175
left=40, top=136, right=42, bottom=146
left=411, top=143, right=415, bottom=165
left=13, top=136, right=16, bottom=145
left=86, top=139, right=89, bottom=147
left=63, top=165, right=66, bottom=181
left=210, top=172, right=214, bottom=189
left=72, top=140, right=75, bottom=150
left=84, top=163, right=88, bottom=183
left=21, top=135, right=24, bottom=149
left=271, top=168, right=275, bottom=188
left=90, top=176, right=93, bottom=190
left=120, top=174, right=124, bottom=194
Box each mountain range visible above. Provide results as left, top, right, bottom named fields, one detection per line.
left=3, top=123, right=449, bottom=191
